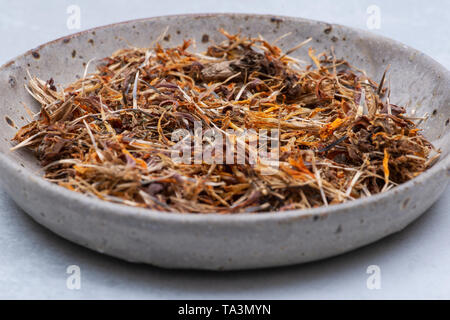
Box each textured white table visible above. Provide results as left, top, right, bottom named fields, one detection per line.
left=0, top=0, right=449, bottom=299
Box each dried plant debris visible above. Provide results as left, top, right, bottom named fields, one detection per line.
left=12, top=30, right=438, bottom=213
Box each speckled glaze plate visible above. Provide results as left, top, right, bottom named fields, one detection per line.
left=0, top=14, right=449, bottom=270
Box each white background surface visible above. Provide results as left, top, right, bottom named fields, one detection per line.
left=0, top=0, right=449, bottom=299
